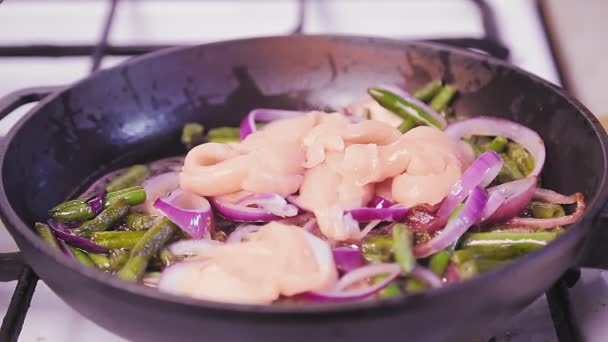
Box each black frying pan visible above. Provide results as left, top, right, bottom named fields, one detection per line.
left=0, top=36, right=607, bottom=342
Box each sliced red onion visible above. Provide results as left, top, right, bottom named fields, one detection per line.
left=142, top=272, right=161, bottom=288
left=332, top=247, right=364, bottom=272
left=210, top=196, right=297, bottom=222
left=444, top=263, right=461, bottom=283
left=167, top=239, right=221, bottom=256
left=302, top=218, right=318, bottom=233
left=148, top=156, right=185, bottom=176
left=533, top=188, right=578, bottom=204
left=276, top=212, right=315, bottom=226
left=348, top=206, right=408, bottom=222
left=415, top=186, right=488, bottom=258
left=285, top=195, right=306, bottom=210
left=445, top=116, right=546, bottom=176
left=411, top=266, right=443, bottom=289
left=376, top=84, right=447, bottom=129
left=58, top=239, right=77, bottom=260
left=404, top=204, right=440, bottom=233
left=357, top=220, right=382, bottom=240
left=240, top=108, right=304, bottom=139
left=237, top=193, right=298, bottom=218
left=135, top=172, right=180, bottom=215
left=158, top=260, right=209, bottom=295
left=85, top=189, right=107, bottom=216
left=226, top=224, right=261, bottom=244
left=153, top=189, right=214, bottom=239
left=47, top=220, right=109, bottom=253
left=301, top=263, right=401, bottom=302
left=435, top=151, right=503, bottom=224
left=480, top=176, right=537, bottom=224
left=506, top=193, right=585, bottom=229
left=80, top=168, right=124, bottom=197
left=369, top=195, right=394, bottom=209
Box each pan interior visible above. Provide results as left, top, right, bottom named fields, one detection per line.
left=2, top=36, right=605, bottom=247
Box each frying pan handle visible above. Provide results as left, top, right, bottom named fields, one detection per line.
left=0, top=86, right=62, bottom=121
left=578, top=203, right=608, bottom=269
left=0, top=86, right=62, bottom=281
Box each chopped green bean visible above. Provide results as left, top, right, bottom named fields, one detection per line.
left=124, top=212, right=155, bottom=231
left=404, top=278, right=427, bottom=293
left=69, top=247, right=95, bottom=268
left=428, top=250, right=450, bottom=277
left=49, top=186, right=146, bottom=223
left=373, top=275, right=402, bottom=299
left=392, top=224, right=415, bottom=273
left=181, top=123, right=205, bottom=149
left=117, top=218, right=178, bottom=282
left=35, top=222, right=60, bottom=251
left=529, top=202, right=566, bottom=219
left=361, top=235, right=393, bottom=263
left=429, top=85, right=457, bottom=112
left=207, top=127, right=241, bottom=143
left=413, top=80, right=443, bottom=102
left=368, top=87, right=445, bottom=129
left=459, top=231, right=558, bottom=258
left=75, top=199, right=130, bottom=235
left=88, top=253, right=111, bottom=270
left=109, top=249, right=130, bottom=271
left=159, top=248, right=176, bottom=267
left=105, top=165, right=150, bottom=192
left=398, top=118, right=418, bottom=133
left=90, top=230, right=147, bottom=249
left=496, top=153, right=525, bottom=183
left=507, top=143, right=534, bottom=176
left=486, top=136, right=508, bottom=153
left=456, top=259, right=508, bottom=280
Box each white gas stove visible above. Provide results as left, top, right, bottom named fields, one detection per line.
left=0, top=1, right=605, bottom=341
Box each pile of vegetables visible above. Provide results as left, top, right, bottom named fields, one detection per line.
left=35, top=80, right=585, bottom=303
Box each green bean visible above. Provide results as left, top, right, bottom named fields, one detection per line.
left=459, top=231, right=558, bottom=258
left=507, top=143, right=534, bottom=176
left=181, top=122, right=205, bottom=149
left=90, top=230, right=147, bottom=249
left=392, top=224, right=415, bottom=273
left=159, top=248, right=176, bottom=267
left=404, top=278, right=427, bottom=293
left=361, top=235, right=393, bottom=263
left=117, top=218, right=178, bottom=282
left=49, top=186, right=146, bottom=223
left=413, top=80, right=443, bottom=102
left=529, top=202, right=566, bottom=219
left=456, top=258, right=508, bottom=280
left=428, top=250, right=450, bottom=277
left=105, top=165, right=150, bottom=192
left=69, top=246, right=95, bottom=268
left=496, top=153, right=525, bottom=183
left=207, top=127, right=241, bottom=143
left=88, top=253, right=111, bottom=270
left=368, top=87, right=444, bottom=129
left=486, top=136, right=508, bottom=153
left=398, top=118, right=418, bottom=133
left=124, top=212, right=155, bottom=231
left=109, top=249, right=130, bottom=271
left=75, top=199, right=131, bottom=235
left=372, top=275, right=402, bottom=299
left=429, top=85, right=457, bottom=112
left=35, top=222, right=60, bottom=251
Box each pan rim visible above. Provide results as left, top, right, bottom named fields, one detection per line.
left=0, top=34, right=606, bottom=318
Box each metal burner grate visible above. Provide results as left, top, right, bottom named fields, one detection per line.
left=0, top=1, right=579, bottom=341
